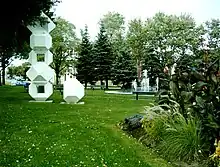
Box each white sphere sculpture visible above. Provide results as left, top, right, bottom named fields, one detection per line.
left=26, top=13, right=55, bottom=101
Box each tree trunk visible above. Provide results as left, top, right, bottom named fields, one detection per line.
left=2, top=60, right=5, bottom=85
left=0, top=70, right=2, bottom=86
left=105, top=78, right=108, bottom=90
left=55, top=71, right=60, bottom=85
left=85, top=81, right=87, bottom=89
left=137, top=59, right=142, bottom=87
left=100, top=80, right=103, bottom=89
left=24, top=67, right=29, bottom=80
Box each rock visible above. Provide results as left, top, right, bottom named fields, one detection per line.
left=122, top=114, right=143, bottom=131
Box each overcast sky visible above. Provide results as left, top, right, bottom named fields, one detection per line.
left=11, top=0, right=220, bottom=66
left=54, top=0, right=220, bottom=39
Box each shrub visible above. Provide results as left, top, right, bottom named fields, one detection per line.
left=157, top=56, right=220, bottom=155
left=141, top=104, right=169, bottom=146
left=158, top=113, right=205, bottom=162
left=141, top=104, right=208, bottom=163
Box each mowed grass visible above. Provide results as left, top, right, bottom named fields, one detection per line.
left=0, top=86, right=171, bottom=167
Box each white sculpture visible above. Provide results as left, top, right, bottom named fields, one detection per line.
left=156, top=77, right=159, bottom=91
left=171, top=63, right=177, bottom=75
left=26, top=13, right=55, bottom=102
left=132, top=79, right=137, bottom=91
left=141, top=70, right=150, bottom=92
left=63, top=71, right=84, bottom=104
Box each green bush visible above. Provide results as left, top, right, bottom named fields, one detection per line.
left=157, top=56, right=220, bottom=155
left=141, top=106, right=169, bottom=146
left=158, top=113, right=206, bottom=162
left=142, top=104, right=208, bottom=163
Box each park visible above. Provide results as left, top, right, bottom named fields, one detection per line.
left=1, top=0, right=220, bottom=167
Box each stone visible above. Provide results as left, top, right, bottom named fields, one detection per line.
left=122, top=114, right=143, bottom=131
left=63, top=78, right=84, bottom=104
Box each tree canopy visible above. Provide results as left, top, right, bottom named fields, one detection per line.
left=0, top=0, right=60, bottom=53
left=50, top=17, right=78, bottom=85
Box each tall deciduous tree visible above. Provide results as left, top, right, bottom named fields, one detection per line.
left=0, top=50, right=16, bottom=85
left=126, top=18, right=147, bottom=85
left=205, top=19, right=220, bottom=60
left=50, top=17, right=78, bottom=85
left=100, top=12, right=125, bottom=43
left=7, top=62, right=30, bottom=80
left=93, top=22, right=113, bottom=89
left=145, top=12, right=204, bottom=89
left=76, top=25, right=95, bottom=88
left=100, top=12, right=136, bottom=88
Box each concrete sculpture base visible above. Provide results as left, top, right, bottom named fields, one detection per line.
left=60, top=101, right=85, bottom=105
left=29, top=100, right=53, bottom=103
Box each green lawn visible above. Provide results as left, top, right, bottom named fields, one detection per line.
left=0, top=86, right=172, bottom=167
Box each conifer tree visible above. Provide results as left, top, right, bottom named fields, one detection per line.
left=93, top=22, right=114, bottom=89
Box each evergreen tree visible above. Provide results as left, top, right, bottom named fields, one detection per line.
left=76, top=25, right=95, bottom=88
left=93, top=22, right=113, bottom=89
left=112, top=39, right=136, bottom=89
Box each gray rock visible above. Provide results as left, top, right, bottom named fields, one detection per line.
left=123, top=114, right=143, bottom=131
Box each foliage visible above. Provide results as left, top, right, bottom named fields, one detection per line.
left=210, top=139, right=220, bottom=166
left=100, top=12, right=136, bottom=88
left=0, top=50, right=17, bottom=85
left=93, top=22, right=114, bottom=89
left=205, top=19, right=220, bottom=60
left=111, top=37, right=136, bottom=89
left=126, top=18, right=147, bottom=84
left=144, top=12, right=205, bottom=89
left=50, top=17, right=78, bottom=85
left=7, top=62, right=30, bottom=80
left=0, top=0, right=60, bottom=55
left=99, top=11, right=125, bottom=43
left=158, top=114, right=204, bottom=162
left=139, top=14, right=220, bottom=165
left=157, top=52, right=220, bottom=155
left=141, top=106, right=168, bottom=146
left=141, top=104, right=206, bottom=164
left=75, top=25, right=96, bottom=88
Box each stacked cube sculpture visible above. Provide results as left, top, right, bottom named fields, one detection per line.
left=26, top=13, right=55, bottom=101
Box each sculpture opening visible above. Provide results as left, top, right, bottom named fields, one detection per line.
left=37, top=85, right=45, bottom=93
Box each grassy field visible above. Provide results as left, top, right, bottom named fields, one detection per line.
left=0, top=86, right=172, bottom=167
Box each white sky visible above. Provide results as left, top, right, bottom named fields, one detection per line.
left=54, top=0, right=220, bottom=39
left=12, top=0, right=220, bottom=66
